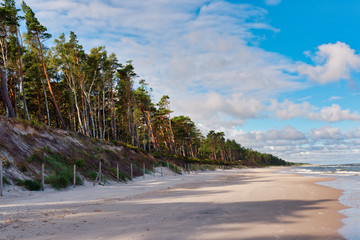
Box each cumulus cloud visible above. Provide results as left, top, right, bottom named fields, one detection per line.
left=234, top=126, right=360, bottom=164
left=173, top=92, right=265, bottom=132
left=310, top=126, right=343, bottom=139
left=298, top=42, right=360, bottom=84
left=269, top=99, right=314, bottom=119
left=308, top=104, right=360, bottom=122
left=269, top=100, right=360, bottom=122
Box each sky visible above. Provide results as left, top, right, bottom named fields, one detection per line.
left=22, top=0, right=360, bottom=164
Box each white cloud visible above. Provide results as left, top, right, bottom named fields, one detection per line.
left=309, top=104, right=360, bottom=122
left=310, top=126, right=343, bottom=140
left=298, top=42, right=360, bottom=84
left=328, top=96, right=343, bottom=101
left=173, top=92, right=264, bottom=132
left=269, top=99, right=314, bottom=119
left=233, top=126, right=360, bottom=164
left=269, top=100, right=360, bottom=122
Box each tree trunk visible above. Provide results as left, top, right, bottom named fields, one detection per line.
left=36, top=33, right=65, bottom=128
left=74, top=49, right=88, bottom=136
left=72, top=80, right=84, bottom=134
left=93, top=100, right=98, bottom=138
left=86, top=96, right=95, bottom=137
left=128, top=102, right=132, bottom=145
left=16, top=30, right=30, bottom=120
left=69, top=90, right=75, bottom=131
left=103, top=91, right=106, bottom=140
left=0, top=67, right=16, bottom=118
left=135, top=106, right=139, bottom=148
left=97, top=87, right=102, bottom=139
left=144, top=111, right=157, bottom=152
left=40, top=78, right=50, bottom=126
left=36, top=82, right=41, bottom=121
left=166, top=103, right=175, bottom=153
left=110, top=77, right=116, bottom=140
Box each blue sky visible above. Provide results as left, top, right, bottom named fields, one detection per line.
left=24, top=0, right=360, bottom=164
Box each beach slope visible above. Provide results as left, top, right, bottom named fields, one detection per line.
left=0, top=168, right=345, bottom=240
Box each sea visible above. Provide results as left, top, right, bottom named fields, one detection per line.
left=286, top=164, right=360, bottom=240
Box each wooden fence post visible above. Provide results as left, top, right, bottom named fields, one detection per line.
left=131, top=164, right=133, bottom=181
left=161, top=164, right=163, bottom=177
left=0, top=160, right=3, bottom=197
left=98, top=161, right=102, bottom=185
left=73, top=165, right=76, bottom=188
left=167, top=161, right=170, bottom=177
left=41, top=163, right=44, bottom=191
left=143, top=163, right=145, bottom=179
left=117, top=164, right=119, bottom=183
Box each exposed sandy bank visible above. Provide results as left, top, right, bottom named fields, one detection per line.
left=0, top=168, right=345, bottom=240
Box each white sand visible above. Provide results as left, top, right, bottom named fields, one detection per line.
left=0, top=168, right=345, bottom=240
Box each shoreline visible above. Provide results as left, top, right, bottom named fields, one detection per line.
left=0, top=167, right=346, bottom=239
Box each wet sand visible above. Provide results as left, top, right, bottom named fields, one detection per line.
left=0, top=168, right=345, bottom=240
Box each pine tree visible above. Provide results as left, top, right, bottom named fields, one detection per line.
left=21, top=1, right=65, bottom=128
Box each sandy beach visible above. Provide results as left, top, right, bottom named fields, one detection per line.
left=0, top=168, right=345, bottom=240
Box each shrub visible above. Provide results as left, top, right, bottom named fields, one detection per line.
left=45, top=168, right=72, bottom=189
left=30, top=120, right=45, bottom=130
left=109, top=167, right=131, bottom=182
left=76, top=158, right=85, bottom=168
left=16, top=179, right=42, bottom=191
left=75, top=176, right=83, bottom=185
left=87, top=171, right=98, bottom=181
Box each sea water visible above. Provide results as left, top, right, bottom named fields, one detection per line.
left=287, top=164, right=360, bottom=240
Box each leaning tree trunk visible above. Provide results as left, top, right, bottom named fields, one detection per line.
left=36, top=33, right=65, bottom=129
left=0, top=67, right=16, bottom=118
left=144, top=111, right=157, bottom=152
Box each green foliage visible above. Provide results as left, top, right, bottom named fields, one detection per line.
left=109, top=167, right=131, bottom=181
left=45, top=168, right=72, bottom=189
left=30, top=120, right=44, bottom=130
left=21, top=1, right=51, bottom=39
left=16, top=179, right=42, bottom=191
left=87, top=171, right=98, bottom=181
left=76, top=158, right=85, bottom=168
left=2, top=176, right=10, bottom=185
left=26, top=147, right=44, bottom=163
left=40, top=149, right=82, bottom=189
left=75, top=176, right=83, bottom=185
